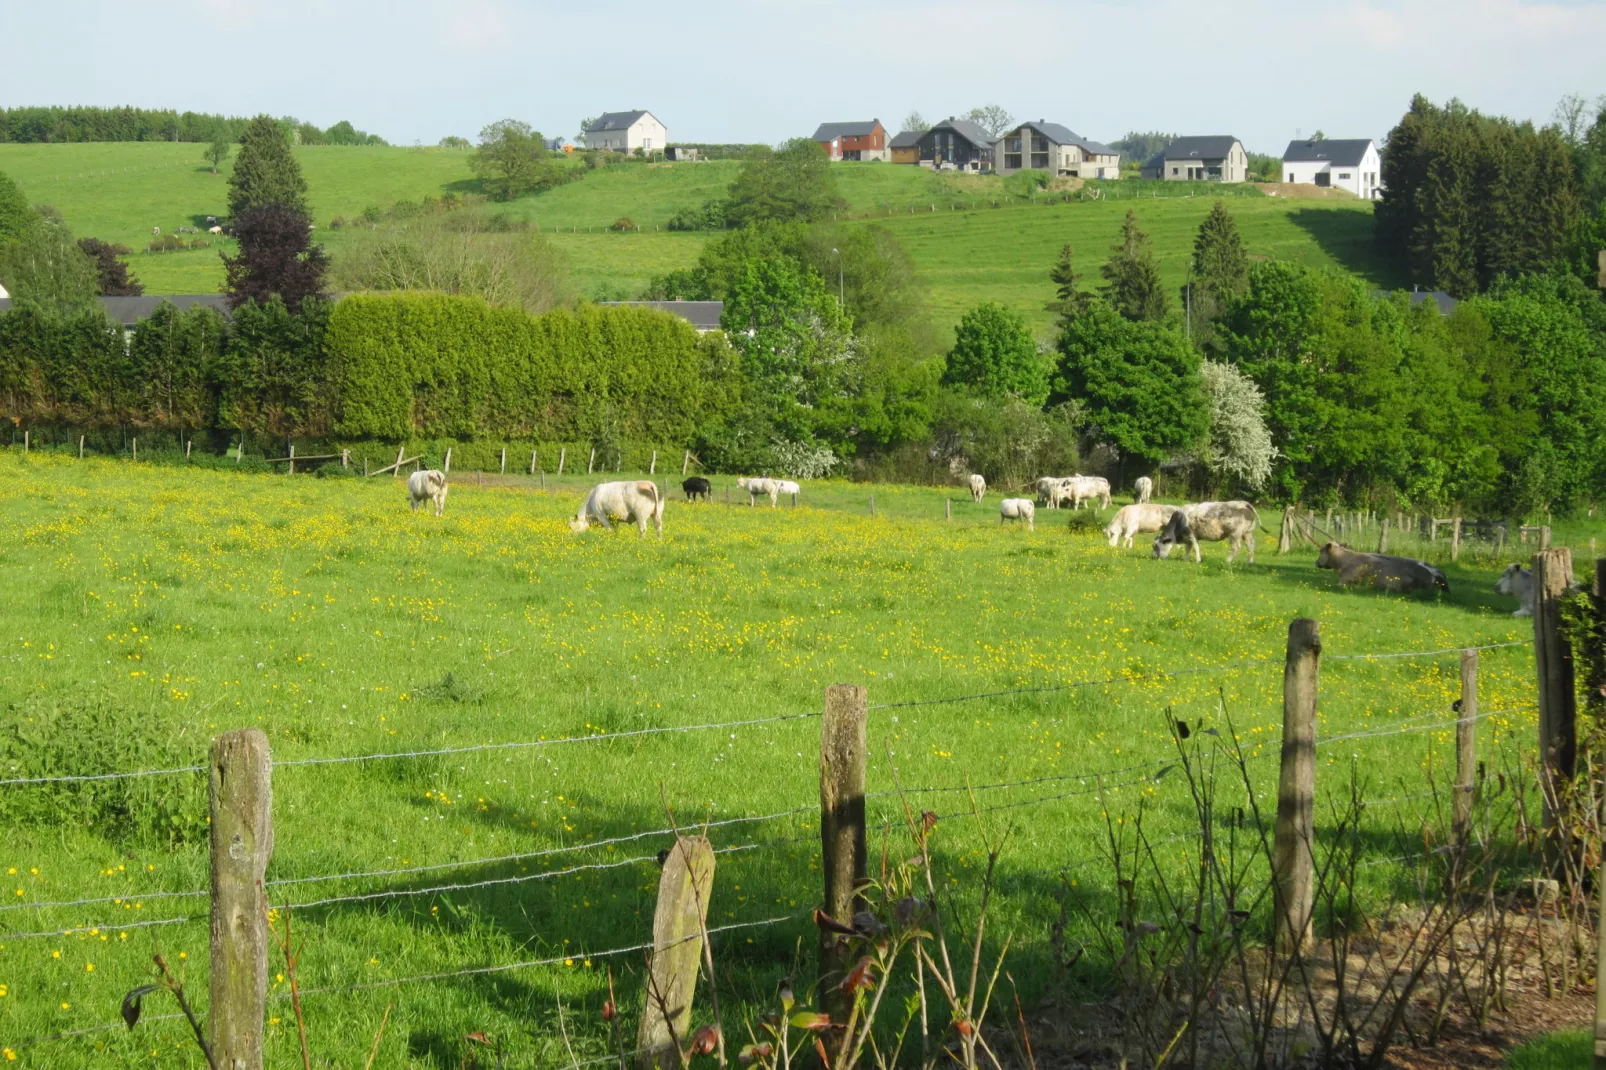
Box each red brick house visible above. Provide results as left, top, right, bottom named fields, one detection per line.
left=811, top=120, right=889, bottom=162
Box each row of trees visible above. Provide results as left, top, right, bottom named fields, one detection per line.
left=0, top=106, right=384, bottom=146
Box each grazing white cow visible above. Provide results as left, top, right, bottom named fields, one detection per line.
left=1104, top=503, right=1178, bottom=549
left=407, top=469, right=449, bottom=517
left=774, top=479, right=801, bottom=499
left=1494, top=564, right=1534, bottom=617
left=999, top=498, right=1035, bottom=531
left=1066, top=475, right=1111, bottom=510
left=968, top=473, right=986, bottom=502
left=1152, top=501, right=1266, bottom=563
left=1133, top=476, right=1153, bottom=504
left=208, top=225, right=223, bottom=235
left=569, top=480, right=664, bottom=537
left=1317, top=543, right=1448, bottom=595
left=1034, top=476, right=1064, bottom=506
left=736, top=476, right=779, bottom=507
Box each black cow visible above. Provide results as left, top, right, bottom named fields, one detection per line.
left=682, top=476, right=712, bottom=502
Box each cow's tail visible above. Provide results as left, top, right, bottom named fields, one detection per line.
left=1249, top=503, right=1271, bottom=533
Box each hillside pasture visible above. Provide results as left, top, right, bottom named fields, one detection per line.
left=0, top=452, right=1572, bottom=1066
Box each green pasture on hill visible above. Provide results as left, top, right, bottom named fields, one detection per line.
left=0, top=451, right=1593, bottom=1066
left=0, top=144, right=1391, bottom=338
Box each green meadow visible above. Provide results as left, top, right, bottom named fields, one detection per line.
left=0, top=144, right=1391, bottom=337
left=0, top=450, right=1589, bottom=1066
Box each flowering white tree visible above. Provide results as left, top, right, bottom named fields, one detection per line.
left=1199, top=360, right=1277, bottom=491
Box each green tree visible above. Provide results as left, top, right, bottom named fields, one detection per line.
left=77, top=238, right=142, bottom=296
left=902, top=111, right=930, bottom=134
left=1100, top=210, right=1168, bottom=321
left=1046, top=243, right=1093, bottom=322
left=942, top=303, right=1048, bottom=404
left=227, top=115, right=308, bottom=219
left=471, top=119, right=557, bottom=201
left=725, top=139, right=843, bottom=228
left=1186, top=201, right=1249, bottom=347
left=1052, top=302, right=1207, bottom=463
left=0, top=215, right=99, bottom=319
left=0, top=170, right=35, bottom=247
left=204, top=133, right=232, bottom=174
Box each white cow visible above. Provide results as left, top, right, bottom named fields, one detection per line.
left=407, top=469, right=449, bottom=517
left=999, top=498, right=1035, bottom=531
left=1104, top=503, right=1177, bottom=549
left=1133, top=476, right=1153, bottom=504
left=774, top=479, right=801, bottom=499
left=569, top=481, right=664, bottom=537
left=208, top=225, right=223, bottom=235
left=737, top=477, right=779, bottom=507
left=968, top=473, right=986, bottom=503
left=1152, top=501, right=1266, bottom=563
left=1034, top=476, right=1064, bottom=507
left=1494, top=564, right=1534, bottom=617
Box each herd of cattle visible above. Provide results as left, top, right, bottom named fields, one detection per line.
left=402, top=467, right=1540, bottom=614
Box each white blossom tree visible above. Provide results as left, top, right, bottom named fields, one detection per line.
left=1199, top=360, right=1277, bottom=492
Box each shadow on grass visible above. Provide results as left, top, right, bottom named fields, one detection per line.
left=1285, top=207, right=1407, bottom=289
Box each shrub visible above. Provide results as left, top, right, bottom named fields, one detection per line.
left=610, top=216, right=637, bottom=232
left=666, top=199, right=728, bottom=231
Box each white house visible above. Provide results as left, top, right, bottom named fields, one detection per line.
left=1281, top=139, right=1381, bottom=199
left=584, top=110, right=667, bottom=154
left=992, top=121, right=1121, bottom=179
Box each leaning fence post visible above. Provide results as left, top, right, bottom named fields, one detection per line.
left=1535, top=548, right=1577, bottom=830
left=1277, top=507, right=1292, bottom=554
left=682, top=449, right=690, bottom=477
left=1275, top=618, right=1320, bottom=953
left=636, top=836, right=716, bottom=1070
left=588, top=447, right=596, bottom=475
left=1455, top=649, right=1478, bottom=843
left=443, top=447, right=452, bottom=475
left=557, top=447, right=566, bottom=475
left=392, top=444, right=404, bottom=478
left=1378, top=517, right=1390, bottom=554
left=210, top=729, right=273, bottom=1070
left=79, top=434, right=85, bottom=460
left=819, top=683, right=868, bottom=1018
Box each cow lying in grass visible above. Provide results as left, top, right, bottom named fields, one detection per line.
left=407, top=469, right=449, bottom=517
left=1494, top=564, right=1535, bottom=616
left=1316, top=542, right=1448, bottom=595
left=570, top=481, right=664, bottom=537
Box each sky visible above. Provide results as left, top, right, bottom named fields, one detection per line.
left=1, top=0, right=1603, bottom=152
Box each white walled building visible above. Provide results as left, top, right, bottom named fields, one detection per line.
left=1281, top=139, right=1381, bottom=199
left=583, top=110, right=667, bottom=154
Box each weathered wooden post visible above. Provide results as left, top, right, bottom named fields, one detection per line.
left=1451, top=517, right=1462, bottom=562
left=557, top=447, right=566, bottom=475
left=868, top=496, right=876, bottom=518
left=210, top=729, right=273, bottom=1070
left=1535, top=548, right=1577, bottom=830
left=649, top=449, right=657, bottom=475
left=500, top=447, right=506, bottom=475
left=1277, top=507, right=1292, bottom=554
left=79, top=434, right=85, bottom=460
left=819, top=683, right=868, bottom=1019
left=1378, top=517, right=1390, bottom=554
left=132, top=437, right=138, bottom=462
left=443, top=447, right=452, bottom=475
left=21, top=430, right=27, bottom=454
left=946, top=498, right=952, bottom=522
left=363, top=458, right=369, bottom=477
left=1274, top=618, right=1320, bottom=953
left=682, top=450, right=690, bottom=477
left=587, top=447, right=596, bottom=475
left=1455, top=649, right=1478, bottom=843
left=636, top=836, right=715, bottom=1070
left=341, top=449, right=349, bottom=469
left=530, top=449, right=538, bottom=476
left=392, top=444, right=405, bottom=479
left=1541, top=525, right=1553, bottom=550
left=287, top=443, right=295, bottom=475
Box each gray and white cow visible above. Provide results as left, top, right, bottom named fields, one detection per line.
left=407, top=469, right=449, bottom=517
left=1494, top=564, right=1534, bottom=617
left=736, top=477, right=779, bottom=507
left=1316, top=542, right=1448, bottom=595
left=1152, top=501, right=1265, bottom=563
left=569, top=480, right=664, bottom=537
left=999, top=498, right=1035, bottom=531
left=968, top=473, right=986, bottom=503
left=1104, top=503, right=1177, bottom=549
left=1133, top=476, right=1153, bottom=504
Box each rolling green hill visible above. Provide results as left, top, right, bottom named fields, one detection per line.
left=0, top=143, right=1396, bottom=338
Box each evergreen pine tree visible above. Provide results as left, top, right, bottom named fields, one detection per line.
left=227, top=115, right=308, bottom=220
left=1186, top=201, right=1248, bottom=347
left=1045, top=243, right=1092, bottom=321
left=1100, top=211, right=1168, bottom=321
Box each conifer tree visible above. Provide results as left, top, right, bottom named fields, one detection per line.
left=227, top=115, right=308, bottom=220
left=1100, top=211, right=1167, bottom=322
left=1046, top=243, right=1093, bottom=321
left=1185, top=202, right=1248, bottom=346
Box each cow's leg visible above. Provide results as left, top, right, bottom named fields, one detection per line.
left=1246, top=532, right=1255, bottom=564
left=1190, top=536, right=1201, bottom=563
left=411, top=498, right=419, bottom=511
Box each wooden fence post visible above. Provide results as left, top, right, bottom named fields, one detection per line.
left=79, top=434, right=84, bottom=460
left=557, top=447, right=566, bottom=475
left=1452, top=517, right=1462, bottom=562
left=650, top=449, right=657, bottom=475
left=1274, top=618, right=1320, bottom=953
left=393, top=444, right=404, bottom=478
left=1378, top=517, right=1390, bottom=554
left=443, top=447, right=452, bottom=475
left=636, top=836, right=715, bottom=1070
left=341, top=449, right=349, bottom=469
left=1277, top=507, right=1292, bottom=554
left=209, top=729, right=273, bottom=1070
left=946, top=497, right=952, bottom=522
left=819, top=683, right=868, bottom=1019
left=587, top=447, right=595, bottom=475
left=500, top=447, right=506, bottom=475
left=1535, top=548, right=1577, bottom=830
left=132, top=437, right=137, bottom=462
left=530, top=449, right=538, bottom=476
left=682, top=449, right=690, bottom=477
left=236, top=436, right=243, bottom=464
left=1455, top=649, right=1478, bottom=843
left=1541, top=526, right=1553, bottom=550
left=287, top=443, right=295, bottom=476
left=868, top=496, right=875, bottom=518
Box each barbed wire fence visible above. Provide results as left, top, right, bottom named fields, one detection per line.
left=0, top=632, right=1548, bottom=1060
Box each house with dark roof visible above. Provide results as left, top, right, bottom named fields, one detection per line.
left=597, top=300, right=724, bottom=332
left=915, top=118, right=994, bottom=171
left=1282, top=138, right=1381, bottom=199
left=812, top=120, right=889, bottom=162
left=582, top=110, right=667, bottom=154
left=889, top=130, right=922, bottom=165
left=1144, top=136, right=1248, bottom=182
left=993, top=121, right=1120, bottom=179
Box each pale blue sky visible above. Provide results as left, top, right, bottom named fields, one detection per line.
left=1, top=0, right=1602, bottom=152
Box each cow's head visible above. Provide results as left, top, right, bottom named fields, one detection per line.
left=1493, top=563, right=1527, bottom=597
left=1315, top=542, right=1338, bottom=570
left=568, top=515, right=591, bottom=534
left=1151, top=511, right=1187, bottom=558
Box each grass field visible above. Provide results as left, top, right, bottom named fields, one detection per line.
left=1506, top=1031, right=1589, bottom=1068
left=0, top=450, right=1590, bottom=1067
left=0, top=144, right=1391, bottom=337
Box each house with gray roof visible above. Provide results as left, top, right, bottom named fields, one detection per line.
left=1281, top=138, right=1381, bottom=199
left=1144, top=135, right=1248, bottom=182
left=582, top=110, right=667, bottom=154
left=811, top=120, right=889, bottom=161
left=993, top=121, right=1120, bottom=179
left=915, top=118, right=994, bottom=171
left=889, top=130, right=922, bottom=164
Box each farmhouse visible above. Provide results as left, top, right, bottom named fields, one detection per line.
left=598, top=300, right=724, bottom=332
left=1281, top=138, right=1381, bottom=199
left=583, top=110, right=667, bottom=154
left=993, top=121, right=1121, bottom=178
left=915, top=118, right=994, bottom=171
left=811, top=120, right=889, bottom=162
left=889, top=129, right=922, bottom=164
left=1143, top=136, right=1249, bottom=182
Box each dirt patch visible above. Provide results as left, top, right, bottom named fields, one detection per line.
left=1045, top=176, right=1085, bottom=194
left=1253, top=181, right=1360, bottom=200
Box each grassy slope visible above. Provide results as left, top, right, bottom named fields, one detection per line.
left=0, top=451, right=1587, bottom=1066
left=1505, top=1032, right=1589, bottom=1068
left=0, top=147, right=1392, bottom=337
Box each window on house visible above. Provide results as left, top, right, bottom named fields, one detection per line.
left=1031, top=153, right=1049, bottom=169
left=1006, top=138, right=1021, bottom=153
left=1171, top=167, right=1178, bottom=176
left=1338, top=172, right=1351, bottom=179
left=1005, top=153, right=1022, bottom=170
left=1031, top=136, right=1048, bottom=153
